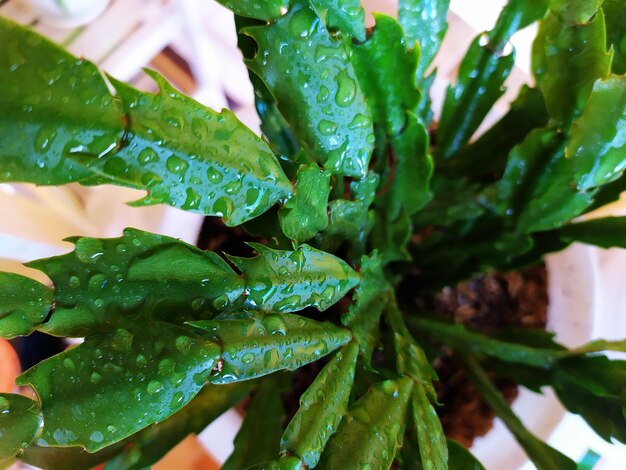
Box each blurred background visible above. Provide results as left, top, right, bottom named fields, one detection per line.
left=1, top=0, right=625, bottom=468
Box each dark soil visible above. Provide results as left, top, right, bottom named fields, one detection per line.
left=417, top=265, right=548, bottom=447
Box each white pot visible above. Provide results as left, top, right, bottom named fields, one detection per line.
left=20, top=0, right=111, bottom=28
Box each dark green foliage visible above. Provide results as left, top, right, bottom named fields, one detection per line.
left=1, top=1, right=625, bottom=469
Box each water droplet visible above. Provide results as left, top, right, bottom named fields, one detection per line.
left=166, top=155, right=189, bottom=177
left=90, top=372, right=103, bottom=384
left=158, top=358, right=174, bottom=376
left=318, top=120, right=338, bottom=135
left=136, top=354, right=148, bottom=367
left=335, top=70, right=356, bottom=106
left=207, top=166, right=223, bottom=184
left=90, top=431, right=104, bottom=443
left=63, top=358, right=76, bottom=370
left=69, top=276, right=80, bottom=288
left=212, top=196, right=234, bottom=218
left=183, top=187, right=201, bottom=210
left=0, top=397, right=10, bottom=413
left=289, top=8, right=314, bottom=38
left=381, top=380, right=399, bottom=398
left=317, top=86, right=330, bottom=103
left=88, top=273, right=108, bottom=290
left=170, top=391, right=185, bottom=408
left=75, top=238, right=105, bottom=264
left=191, top=297, right=205, bottom=311
left=147, top=380, right=164, bottom=395
left=224, top=178, right=242, bottom=195
left=137, top=147, right=159, bottom=166
left=175, top=336, right=192, bottom=353
left=107, top=425, right=116, bottom=433
left=241, top=352, right=255, bottom=364
left=212, top=294, right=230, bottom=310
left=35, top=126, right=56, bottom=154
left=348, top=114, right=371, bottom=129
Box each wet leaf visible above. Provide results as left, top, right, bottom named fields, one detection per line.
left=412, top=385, right=447, bottom=470
left=447, top=438, right=485, bottom=470
left=604, top=0, right=626, bottom=74
left=16, top=323, right=220, bottom=452
left=0, top=394, right=42, bottom=465
left=27, top=228, right=245, bottom=337
left=532, top=9, right=612, bottom=125
left=399, top=0, right=451, bottom=78
left=437, top=0, right=549, bottom=160
left=414, top=175, right=484, bottom=226
left=223, top=378, right=285, bottom=470
left=317, top=378, right=413, bottom=469
left=568, top=76, right=626, bottom=191
left=0, top=273, right=53, bottom=338
left=370, top=209, right=413, bottom=265
left=214, top=0, right=289, bottom=21
left=110, top=73, right=292, bottom=225
left=309, top=0, right=366, bottom=41
left=351, top=14, right=419, bottom=135
left=228, top=243, right=359, bottom=313
left=281, top=342, right=358, bottom=468
left=278, top=162, right=331, bottom=242
left=0, top=18, right=293, bottom=226
left=189, top=312, right=352, bottom=383
left=245, top=1, right=374, bottom=178
left=0, top=16, right=124, bottom=185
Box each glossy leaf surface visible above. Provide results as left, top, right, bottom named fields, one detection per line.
left=568, top=76, right=626, bottom=191
left=190, top=312, right=352, bottom=383
left=104, top=382, right=253, bottom=470
left=223, top=379, right=284, bottom=470
left=214, top=0, right=289, bottom=20
left=399, top=0, right=451, bottom=77
left=412, top=386, right=447, bottom=470
left=0, top=273, right=52, bottom=338
left=532, top=10, right=611, bottom=124
left=110, top=73, right=292, bottom=225
left=17, top=323, right=220, bottom=452
left=0, top=394, right=42, bottom=465
left=229, top=243, right=359, bottom=313
left=309, top=0, right=366, bottom=41
left=281, top=342, right=358, bottom=468
left=245, top=2, right=374, bottom=178
left=558, top=217, right=626, bottom=248
left=549, top=0, right=602, bottom=25
left=278, top=163, right=330, bottom=242
left=0, top=16, right=124, bottom=185
left=28, top=228, right=245, bottom=337
left=317, top=378, right=412, bottom=469
left=351, top=14, right=419, bottom=135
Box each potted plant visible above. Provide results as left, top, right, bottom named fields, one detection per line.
left=1, top=0, right=625, bottom=469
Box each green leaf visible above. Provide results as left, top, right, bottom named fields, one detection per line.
left=386, top=113, right=433, bottom=219
left=553, top=356, right=626, bottom=443
left=278, top=163, right=330, bottom=242
left=447, top=438, right=486, bottom=470
left=318, top=378, right=413, bottom=469
left=281, top=342, right=358, bottom=468
left=20, top=382, right=253, bottom=470
left=0, top=394, right=42, bottom=465
left=568, top=75, right=626, bottom=191
left=437, top=0, right=549, bottom=160
left=399, top=0, right=451, bottom=78
left=351, top=14, right=419, bottom=135
left=413, top=317, right=562, bottom=368
left=558, top=217, right=626, bottom=248
left=450, top=86, right=548, bottom=181
left=189, top=312, right=352, bottom=383
left=27, top=228, right=245, bottom=337
left=342, top=252, right=390, bottom=366
left=309, top=0, right=366, bottom=41
left=223, top=378, right=285, bottom=470
left=16, top=323, right=220, bottom=452
left=109, top=72, right=292, bottom=225
left=604, top=0, right=626, bottom=74
left=532, top=9, right=612, bottom=125
left=0, top=16, right=124, bottom=185
left=549, top=0, right=602, bottom=25
left=411, top=385, right=447, bottom=470
left=370, top=209, right=413, bottom=265
left=414, top=175, right=484, bottom=226
left=105, top=382, right=253, bottom=470
left=228, top=243, right=359, bottom=312
left=0, top=273, right=52, bottom=338
left=461, top=354, right=576, bottom=470
left=245, top=1, right=374, bottom=178
left=214, top=0, right=289, bottom=21
left=0, top=18, right=293, bottom=226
